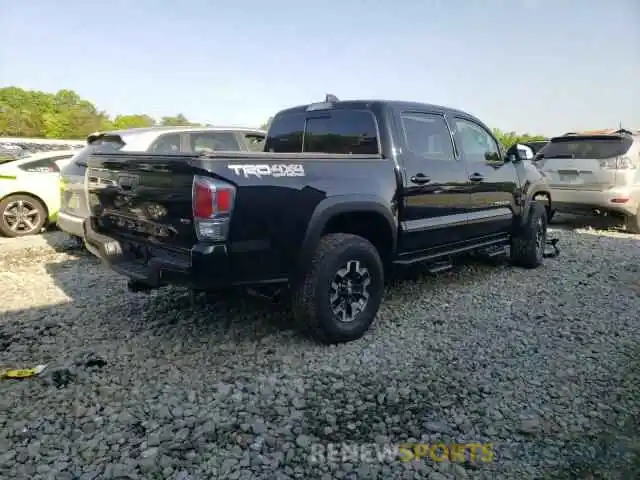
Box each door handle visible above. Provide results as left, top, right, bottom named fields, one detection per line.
left=469, top=173, right=484, bottom=182
left=410, top=173, right=431, bottom=185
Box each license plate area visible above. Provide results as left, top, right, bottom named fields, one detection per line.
left=557, top=170, right=582, bottom=184
left=117, top=240, right=153, bottom=265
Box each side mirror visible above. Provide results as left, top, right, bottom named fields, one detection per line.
left=505, top=144, right=534, bottom=163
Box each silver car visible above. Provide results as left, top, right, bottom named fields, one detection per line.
left=536, top=129, right=640, bottom=233
left=57, top=126, right=266, bottom=242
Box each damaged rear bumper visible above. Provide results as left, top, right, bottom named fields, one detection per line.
left=83, top=219, right=231, bottom=291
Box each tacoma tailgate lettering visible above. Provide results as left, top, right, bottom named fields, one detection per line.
left=227, top=164, right=305, bottom=178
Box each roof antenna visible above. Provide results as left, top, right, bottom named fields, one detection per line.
left=616, top=120, right=632, bottom=135
left=325, top=93, right=339, bottom=103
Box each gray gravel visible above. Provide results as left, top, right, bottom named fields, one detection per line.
left=1, top=219, right=639, bottom=479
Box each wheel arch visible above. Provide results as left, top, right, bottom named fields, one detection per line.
left=297, top=195, right=398, bottom=278
left=521, top=187, right=552, bottom=226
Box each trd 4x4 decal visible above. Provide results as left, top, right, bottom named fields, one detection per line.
left=227, top=164, right=305, bottom=178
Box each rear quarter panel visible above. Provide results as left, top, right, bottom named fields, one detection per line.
left=197, top=154, right=400, bottom=282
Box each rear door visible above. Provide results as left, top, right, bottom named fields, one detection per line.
left=537, top=134, right=636, bottom=190
left=449, top=116, right=519, bottom=238
left=397, top=111, right=472, bottom=252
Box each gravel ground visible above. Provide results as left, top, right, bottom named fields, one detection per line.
left=1, top=217, right=639, bottom=480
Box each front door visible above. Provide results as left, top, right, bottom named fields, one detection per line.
left=449, top=116, right=519, bottom=239
left=397, top=111, right=471, bottom=253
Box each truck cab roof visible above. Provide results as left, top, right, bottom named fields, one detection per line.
left=276, top=99, right=488, bottom=128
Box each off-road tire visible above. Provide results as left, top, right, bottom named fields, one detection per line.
left=625, top=207, right=640, bottom=234
left=511, top=202, right=547, bottom=268
left=0, top=194, right=47, bottom=238
left=291, top=233, right=384, bottom=344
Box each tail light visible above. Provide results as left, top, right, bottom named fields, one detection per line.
left=192, top=175, right=236, bottom=242
left=600, top=156, right=633, bottom=170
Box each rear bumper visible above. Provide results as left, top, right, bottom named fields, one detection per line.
left=83, top=219, right=231, bottom=290
left=550, top=186, right=639, bottom=216
left=57, top=211, right=85, bottom=238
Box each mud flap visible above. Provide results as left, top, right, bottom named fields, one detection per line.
left=544, top=238, right=560, bottom=258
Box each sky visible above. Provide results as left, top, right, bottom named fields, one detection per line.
left=1, top=0, right=638, bottom=136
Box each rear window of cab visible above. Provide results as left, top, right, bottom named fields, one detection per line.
left=265, top=110, right=380, bottom=155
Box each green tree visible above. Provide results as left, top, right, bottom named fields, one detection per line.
left=159, top=114, right=197, bottom=127
left=492, top=128, right=546, bottom=149
left=111, top=114, right=156, bottom=130
left=0, top=86, right=548, bottom=143
left=0, top=87, right=111, bottom=138
left=260, top=116, right=273, bottom=130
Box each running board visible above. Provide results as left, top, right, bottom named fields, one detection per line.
left=393, top=235, right=510, bottom=266
left=481, top=244, right=509, bottom=258
left=427, top=261, right=453, bottom=273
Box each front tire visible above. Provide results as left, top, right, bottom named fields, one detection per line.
left=292, top=233, right=384, bottom=344
left=511, top=202, right=547, bottom=268
left=0, top=194, right=47, bottom=238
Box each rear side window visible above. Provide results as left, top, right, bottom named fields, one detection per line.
left=538, top=136, right=633, bottom=159
left=190, top=132, right=241, bottom=153
left=401, top=113, right=454, bottom=160
left=265, top=113, right=305, bottom=153
left=304, top=110, right=379, bottom=155
left=18, top=158, right=62, bottom=173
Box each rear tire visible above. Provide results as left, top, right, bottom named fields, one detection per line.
left=292, top=233, right=384, bottom=344
left=511, top=202, right=547, bottom=268
left=0, top=194, right=47, bottom=238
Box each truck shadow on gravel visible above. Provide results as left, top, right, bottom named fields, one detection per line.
left=34, top=230, right=519, bottom=347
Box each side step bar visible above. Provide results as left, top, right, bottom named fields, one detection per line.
left=393, top=235, right=510, bottom=266
left=427, top=261, right=453, bottom=274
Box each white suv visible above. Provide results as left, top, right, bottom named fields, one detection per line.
left=536, top=129, right=640, bottom=233
left=57, top=126, right=266, bottom=242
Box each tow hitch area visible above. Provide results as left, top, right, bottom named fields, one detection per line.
left=544, top=238, right=560, bottom=258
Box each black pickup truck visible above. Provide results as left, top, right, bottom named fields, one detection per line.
left=83, top=96, right=554, bottom=343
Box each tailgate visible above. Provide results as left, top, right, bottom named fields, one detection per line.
left=537, top=134, right=634, bottom=190
left=540, top=156, right=614, bottom=190
left=86, top=153, right=202, bottom=249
